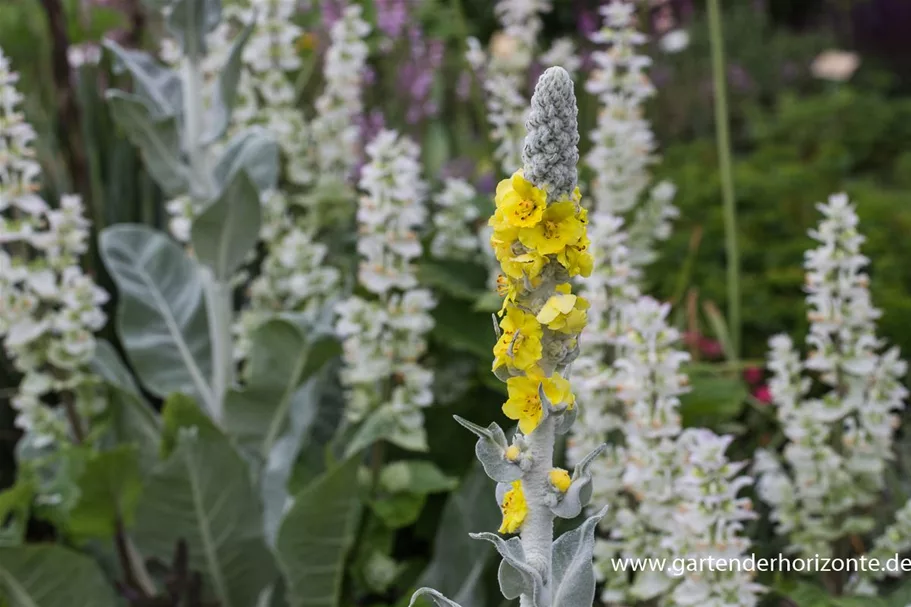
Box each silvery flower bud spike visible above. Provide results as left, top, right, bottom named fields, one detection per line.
left=410, top=67, right=607, bottom=607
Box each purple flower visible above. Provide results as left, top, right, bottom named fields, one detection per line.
left=397, top=27, right=444, bottom=124
left=376, top=0, right=409, bottom=39
left=320, top=0, right=346, bottom=29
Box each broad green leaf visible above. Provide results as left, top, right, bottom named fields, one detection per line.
left=103, top=40, right=181, bottom=118
left=469, top=533, right=544, bottom=606
left=166, top=0, right=222, bottom=57
left=369, top=493, right=426, bottom=529
left=191, top=170, right=261, bottom=280
left=161, top=393, right=223, bottom=458
left=225, top=319, right=339, bottom=458
left=0, top=480, right=33, bottom=547
left=0, top=544, right=118, bottom=606
left=379, top=461, right=457, bottom=495
left=276, top=455, right=363, bottom=607
left=413, top=464, right=501, bottom=606
left=262, top=377, right=326, bottom=546
left=213, top=127, right=280, bottom=194
left=430, top=296, right=495, bottom=359
left=134, top=430, right=276, bottom=607
left=68, top=445, right=142, bottom=542
left=100, top=224, right=215, bottom=413
left=679, top=366, right=747, bottom=428
left=202, top=18, right=255, bottom=143
left=90, top=340, right=161, bottom=469
left=106, top=90, right=188, bottom=196
left=417, top=260, right=488, bottom=301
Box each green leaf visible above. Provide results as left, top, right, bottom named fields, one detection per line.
left=379, top=461, right=457, bottom=495
left=105, top=90, right=188, bottom=196
left=417, top=260, right=488, bottom=301
left=68, top=445, right=142, bottom=541
left=213, top=127, right=280, bottom=194
left=0, top=544, right=118, bottom=606
left=413, top=464, right=501, bottom=605
left=191, top=170, right=261, bottom=280
left=422, top=121, right=450, bottom=179
left=0, top=480, right=33, bottom=547
left=100, top=224, right=215, bottom=413
left=276, top=455, right=363, bottom=607
left=166, top=0, right=222, bottom=57
left=430, top=296, right=495, bottom=359
left=679, top=366, right=747, bottom=427
left=161, top=393, right=223, bottom=458
left=103, top=40, right=181, bottom=118
left=369, top=493, right=426, bottom=529
left=202, top=18, right=255, bottom=143
left=90, top=340, right=161, bottom=470
left=345, top=406, right=429, bottom=457
left=134, top=430, right=277, bottom=607
left=225, top=318, right=340, bottom=458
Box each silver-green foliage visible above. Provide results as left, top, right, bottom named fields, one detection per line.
left=0, top=1, right=357, bottom=606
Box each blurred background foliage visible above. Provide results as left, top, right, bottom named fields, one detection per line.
left=3, top=0, right=911, bottom=603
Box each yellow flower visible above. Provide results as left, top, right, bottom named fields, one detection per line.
left=502, top=373, right=575, bottom=434
left=518, top=201, right=584, bottom=255
left=495, top=171, right=548, bottom=228
left=549, top=468, right=572, bottom=493
left=504, top=444, right=521, bottom=462
left=536, top=284, right=589, bottom=334
left=490, top=224, right=546, bottom=282
left=493, top=307, right=543, bottom=372
left=499, top=480, right=528, bottom=534
left=557, top=233, right=593, bottom=278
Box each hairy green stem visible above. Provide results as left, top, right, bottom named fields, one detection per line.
left=707, top=0, right=740, bottom=359
left=520, top=416, right=555, bottom=606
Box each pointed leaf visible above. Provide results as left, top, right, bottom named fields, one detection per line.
left=202, top=17, right=255, bottom=143
left=551, top=506, right=608, bottom=607
left=106, top=91, right=188, bottom=196
left=550, top=443, right=606, bottom=519
left=133, top=431, right=277, bottom=607
left=345, top=405, right=428, bottom=457
left=103, top=40, right=181, bottom=118
left=409, top=588, right=463, bottom=607
left=167, top=0, right=222, bottom=57
left=453, top=416, right=520, bottom=483
left=225, top=319, right=339, bottom=458
left=161, top=393, right=223, bottom=458
left=191, top=169, right=261, bottom=280
left=276, top=455, right=363, bottom=607
left=213, top=127, right=280, bottom=194
left=0, top=545, right=118, bottom=606
left=469, top=532, right=544, bottom=606
left=100, top=224, right=214, bottom=412
left=68, top=445, right=142, bottom=541
left=0, top=480, right=33, bottom=547
left=262, top=376, right=326, bottom=546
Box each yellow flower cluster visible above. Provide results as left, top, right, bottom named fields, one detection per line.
left=490, top=171, right=593, bottom=289
left=490, top=170, right=590, bottom=433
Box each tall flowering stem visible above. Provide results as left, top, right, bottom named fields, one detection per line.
left=335, top=130, right=436, bottom=451
left=756, top=194, right=907, bottom=567
left=411, top=67, right=607, bottom=607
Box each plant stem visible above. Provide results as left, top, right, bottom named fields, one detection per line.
left=181, top=56, right=214, bottom=199
left=707, top=0, right=740, bottom=359
left=519, top=416, right=555, bottom=606
left=202, top=268, right=233, bottom=422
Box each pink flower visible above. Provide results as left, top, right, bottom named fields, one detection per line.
left=752, top=384, right=772, bottom=404
left=742, top=366, right=763, bottom=385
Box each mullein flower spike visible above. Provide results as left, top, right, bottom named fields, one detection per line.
left=411, top=66, right=607, bottom=607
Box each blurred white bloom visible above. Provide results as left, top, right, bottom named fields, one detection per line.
left=811, top=50, right=860, bottom=82
left=335, top=130, right=435, bottom=450
left=430, top=178, right=480, bottom=260
left=540, top=37, right=581, bottom=78
left=658, top=29, right=689, bottom=54
left=310, top=4, right=371, bottom=182
left=755, top=193, right=907, bottom=561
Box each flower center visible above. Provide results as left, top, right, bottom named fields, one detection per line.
left=542, top=220, right=559, bottom=239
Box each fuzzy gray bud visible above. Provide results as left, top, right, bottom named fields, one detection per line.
left=522, top=66, right=579, bottom=201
